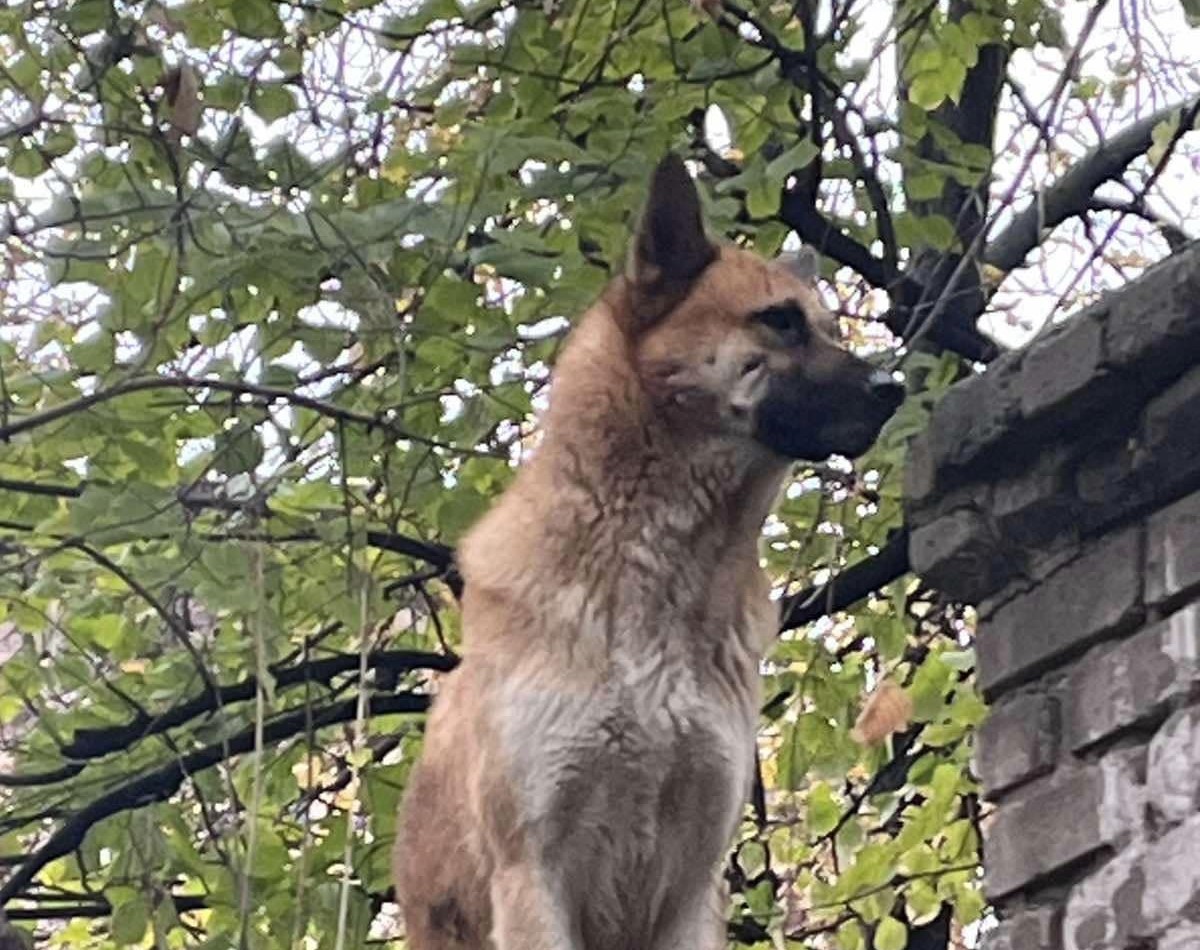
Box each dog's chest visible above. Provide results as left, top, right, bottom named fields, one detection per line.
left=499, top=615, right=761, bottom=851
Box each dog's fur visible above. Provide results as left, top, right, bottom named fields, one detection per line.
left=393, top=155, right=903, bottom=950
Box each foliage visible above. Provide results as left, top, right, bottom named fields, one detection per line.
left=0, top=0, right=1196, bottom=948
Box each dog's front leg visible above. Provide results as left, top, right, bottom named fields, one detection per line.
left=489, top=863, right=579, bottom=950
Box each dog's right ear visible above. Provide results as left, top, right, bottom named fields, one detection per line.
left=625, top=154, right=716, bottom=331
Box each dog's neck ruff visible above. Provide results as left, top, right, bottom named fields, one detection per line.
left=456, top=298, right=785, bottom=634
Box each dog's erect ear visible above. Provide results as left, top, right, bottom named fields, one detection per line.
left=781, top=245, right=821, bottom=286
left=631, top=154, right=716, bottom=292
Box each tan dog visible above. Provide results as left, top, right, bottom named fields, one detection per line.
left=394, top=155, right=903, bottom=950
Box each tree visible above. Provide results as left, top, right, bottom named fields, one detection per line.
left=0, top=0, right=1196, bottom=947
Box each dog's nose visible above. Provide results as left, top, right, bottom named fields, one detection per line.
left=867, top=369, right=905, bottom=408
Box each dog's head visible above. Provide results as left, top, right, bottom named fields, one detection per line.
left=623, top=154, right=904, bottom=462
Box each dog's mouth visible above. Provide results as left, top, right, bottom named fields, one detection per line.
left=754, top=371, right=905, bottom=461
left=811, top=418, right=893, bottom=460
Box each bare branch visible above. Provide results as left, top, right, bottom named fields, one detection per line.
left=0, top=375, right=498, bottom=458
left=1086, top=198, right=1191, bottom=252
left=984, top=96, right=1200, bottom=273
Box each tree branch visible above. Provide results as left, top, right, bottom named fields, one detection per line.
left=0, top=691, right=429, bottom=906
left=1087, top=197, right=1191, bottom=252
left=0, top=480, right=458, bottom=590
left=984, top=95, right=1200, bottom=273
left=0, top=375, right=496, bottom=458
left=778, top=526, right=910, bottom=632
left=778, top=188, right=897, bottom=290
left=3, top=892, right=207, bottom=922
left=57, top=649, right=455, bottom=762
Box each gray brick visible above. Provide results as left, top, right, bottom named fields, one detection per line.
left=985, top=757, right=1140, bottom=899
left=1136, top=363, right=1200, bottom=509
left=975, top=691, right=1058, bottom=796
left=910, top=508, right=1019, bottom=603
left=1147, top=487, right=1200, bottom=607
left=926, top=359, right=1023, bottom=473
left=1104, top=243, right=1200, bottom=383
left=978, top=528, right=1144, bottom=696
left=1148, top=705, right=1200, bottom=825
left=903, top=431, right=938, bottom=512
left=1062, top=846, right=1149, bottom=950
left=993, top=446, right=1078, bottom=552
left=1074, top=434, right=1148, bottom=536
left=1064, top=603, right=1200, bottom=750
left=1142, top=812, right=1200, bottom=933
left=1020, top=311, right=1108, bottom=422
left=987, top=906, right=1060, bottom=950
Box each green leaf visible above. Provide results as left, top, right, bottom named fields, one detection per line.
left=43, top=126, right=77, bottom=159
left=232, top=0, right=285, bottom=38
left=942, top=59, right=969, bottom=104
left=765, top=139, right=821, bottom=186
left=206, top=75, right=247, bottom=110
left=807, top=781, right=840, bottom=836
left=214, top=424, right=264, bottom=476
left=837, top=921, right=865, bottom=950
left=470, top=242, right=559, bottom=288
left=9, top=54, right=41, bottom=89
left=908, top=72, right=946, bottom=111
left=917, top=214, right=957, bottom=251
left=875, top=917, right=907, bottom=950
left=110, top=893, right=150, bottom=945
left=1038, top=10, right=1067, bottom=48
left=252, top=83, right=297, bottom=122
left=777, top=719, right=809, bottom=790
left=909, top=47, right=943, bottom=75
left=1149, top=112, right=1182, bottom=166
left=0, top=694, right=24, bottom=725
left=906, top=172, right=945, bottom=201
left=65, top=0, right=112, bottom=34
left=8, top=145, right=47, bottom=178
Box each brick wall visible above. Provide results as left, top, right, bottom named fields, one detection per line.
left=904, top=242, right=1200, bottom=949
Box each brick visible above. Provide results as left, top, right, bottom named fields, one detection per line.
left=910, top=508, right=1019, bottom=603
left=985, top=756, right=1140, bottom=899
left=1074, top=433, right=1148, bottom=535
left=1148, top=705, right=1200, bottom=825
left=1020, top=310, right=1109, bottom=422
left=926, top=358, right=1023, bottom=474
left=1147, top=487, right=1200, bottom=607
left=1104, top=243, right=1200, bottom=384
left=1064, top=603, right=1200, bottom=750
left=1135, top=363, right=1200, bottom=509
left=975, top=691, right=1058, bottom=796
left=1062, top=846, right=1149, bottom=950
left=993, top=446, right=1078, bottom=552
left=1142, top=812, right=1200, bottom=933
left=903, top=431, right=938, bottom=512
left=987, top=906, right=1060, bottom=950
left=978, top=528, right=1144, bottom=696
left=1074, top=368, right=1200, bottom=537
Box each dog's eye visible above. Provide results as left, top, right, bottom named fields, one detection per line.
left=740, top=355, right=767, bottom=376
left=753, top=305, right=807, bottom=341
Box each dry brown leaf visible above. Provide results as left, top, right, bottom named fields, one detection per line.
left=851, top=678, right=913, bottom=745
left=164, top=63, right=201, bottom=140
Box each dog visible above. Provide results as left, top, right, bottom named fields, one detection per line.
left=393, top=154, right=904, bottom=950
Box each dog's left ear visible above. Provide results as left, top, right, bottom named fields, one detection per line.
left=626, top=154, right=716, bottom=328
left=781, top=245, right=821, bottom=286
